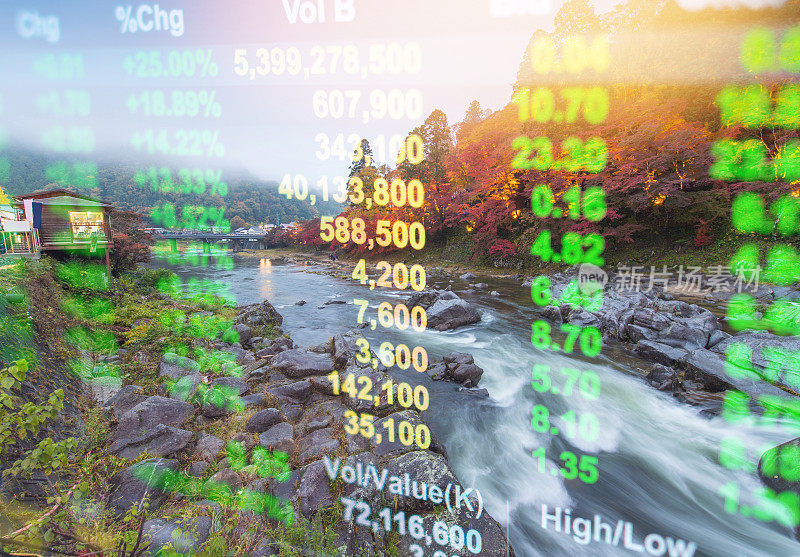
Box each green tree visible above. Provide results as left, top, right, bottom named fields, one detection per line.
left=399, top=109, right=452, bottom=185
left=348, top=139, right=373, bottom=178
left=229, top=215, right=248, bottom=230
left=456, top=100, right=485, bottom=145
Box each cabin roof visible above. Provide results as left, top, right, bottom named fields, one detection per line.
left=12, top=189, right=112, bottom=208
left=34, top=195, right=107, bottom=207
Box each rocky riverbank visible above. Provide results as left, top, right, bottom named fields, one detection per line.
left=95, top=298, right=514, bottom=556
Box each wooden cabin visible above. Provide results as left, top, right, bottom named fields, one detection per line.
left=3, top=190, right=114, bottom=271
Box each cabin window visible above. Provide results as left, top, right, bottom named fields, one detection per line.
left=69, top=211, right=104, bottom=239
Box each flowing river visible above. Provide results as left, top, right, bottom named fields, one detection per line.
left=154, top=253, right=800, bottom=557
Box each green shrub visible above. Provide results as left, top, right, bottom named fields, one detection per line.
left=0, top=360, right=79, bottom=478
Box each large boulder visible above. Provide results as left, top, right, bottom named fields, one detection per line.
left=758, top=437, right=800, bottom=497
left=715, top=330, right=800, bottom=392
left=107, top=459, right=177, bottom=518
left=270, top=350, right=335, bottom=378
left=109, top=424, right=192, bottom=459
left=113, top=396, right=193, bottom=441
left=685, top=347, right=789, bottom=398
left=142, top=516, right=211, bottom=556
left=383, top=450, right=460, bottom=513
left=426, top=297, right=481, bottom=331
left=235, top=300, right=284, bottom=331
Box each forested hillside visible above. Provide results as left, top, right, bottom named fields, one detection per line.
left=295, top=0, right=800, bottom=268
left=1, top=146, right=341, bottom=226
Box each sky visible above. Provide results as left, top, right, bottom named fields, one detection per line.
left=0, top=0, right=788, bottom=188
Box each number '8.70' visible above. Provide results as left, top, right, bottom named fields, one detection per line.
left=531, top=321, right=602, bottom=357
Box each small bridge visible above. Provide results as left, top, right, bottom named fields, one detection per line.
left=155, top=231, right=269, bottom=252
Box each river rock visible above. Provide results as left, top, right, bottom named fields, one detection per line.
left=240, top=393, right=267, bottom=408
left=104, top=385, right=147, bottom=419
left=645, top=365, right=680, bottom=392
left=426, top=297, right=481, bottom=331
left=210, top=376, right=249, bottom=395
left=167, top=372, right=203, bottom=402
left=270, top=349, right=335, bottom=378
left=246, top=408, right=283, bottom=433
left=460, top=272, right=476, bottom=280
left=425, top=362, right=447, bottom=381
left=259, top=422, right=294, bottom=453
left=382, top=450, right=460, bottom=513
left=256, top=336, right=294, bottom=358
left=158, top=353, right=201, bottom=380
left=236, top=299, right=284, bottom=329
left=200, top=381, right=245, bottom=418
left=758, top=437, right=800, bottom=496
left=370, top=410, right=445, bottom=459
left=190, top=461, right=209, bottom=477
left=231, top=432, right=257, bottom=453
left=210, top=468, right=243, bottom=491
left=142, top=516, right=211, bottom=556
left=297, top=414, right=332, bottom=437
left=442, top=353, right=484, bottom=387
left=233, top=324, right=252, bottom=345
left=113, top=396, right=193, bottom=441
left=194, top=433, right=225, bottom=461
left=332, top=330, right=368, bottom=369
left=220, top=344, right=255, bottom=365
left=107, top=458, right=177, bottom=519
left=298, top=428, right=340, bottom=465
left=270, top=380, right=311, bottom=403
left=109, top=424, right=192, bottom=460
left=251, top=538, right=278, bottom=557
left=297, top=459, right=333, bottom=518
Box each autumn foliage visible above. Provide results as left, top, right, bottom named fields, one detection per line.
left=291, top=0, right=800, bottom=265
